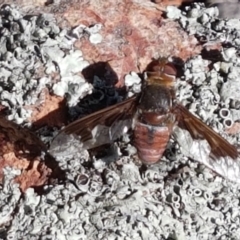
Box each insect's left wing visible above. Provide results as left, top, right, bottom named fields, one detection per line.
left=50, top=96, right=138, bottom=154
left=173, top=104, right=240, bottom=183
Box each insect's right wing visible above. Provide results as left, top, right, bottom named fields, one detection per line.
left=173, top=104, right=240, bottom=183
left=49, top=96, right=138, bottom=155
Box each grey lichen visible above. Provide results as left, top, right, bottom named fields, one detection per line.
left=2, top=3, right=240, bottom=240
left=0, top=4, right=93, bottom=124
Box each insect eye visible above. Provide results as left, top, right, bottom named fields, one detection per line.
left=164, top=63, right=177, bottom=76
left=146, top=60, right=161, bottom=73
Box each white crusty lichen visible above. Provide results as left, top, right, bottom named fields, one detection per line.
left=2, top=3, right=240, bottom=240
left=124, top=71, right=142, bottom=96
left=6, top=154, right=240, bottom=240
left=0, top=4, right=93, bottom=124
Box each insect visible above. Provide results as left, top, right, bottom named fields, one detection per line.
left=50, top=58, right=240, bottom=182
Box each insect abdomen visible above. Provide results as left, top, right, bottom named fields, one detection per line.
left=134, top=121, right=171, bottom=164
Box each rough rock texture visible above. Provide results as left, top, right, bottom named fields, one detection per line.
left=1, top=2, right=240, bottom=240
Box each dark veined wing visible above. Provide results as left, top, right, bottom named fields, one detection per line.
left=50, top=96, right=138, bottom=152
left=172, top=104, right=240, bottom=183
left=173, top=104, right=238, bottom=160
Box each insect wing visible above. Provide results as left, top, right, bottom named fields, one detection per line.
left=50, top=96, right=137, bottom=154
left=173, top=104, right=240, bottom=183
left=174, top=104, right=238, bottom=159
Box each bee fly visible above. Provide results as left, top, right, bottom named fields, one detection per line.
left=50, top=58, right=239, bottom=181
